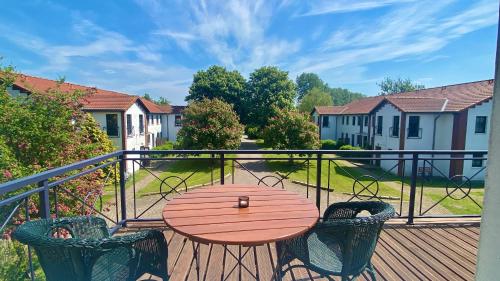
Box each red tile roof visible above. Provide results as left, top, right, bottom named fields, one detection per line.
left=313, top=80, right=493, bottom=115
left=389, top=79, right=494, bottom=112
left=314, top=105, right=347, bottom=115
left=157, top=105, right=186, bottom=114
left=11, top=74, right=180, bottom=113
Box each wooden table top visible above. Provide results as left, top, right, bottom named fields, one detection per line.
left=162, top=184, right=319, bottom=246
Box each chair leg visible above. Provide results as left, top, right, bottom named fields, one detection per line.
left=367, top=262, right=377, bottom=281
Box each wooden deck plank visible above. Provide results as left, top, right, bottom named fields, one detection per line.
left=133, top=222, right=479, bottom=281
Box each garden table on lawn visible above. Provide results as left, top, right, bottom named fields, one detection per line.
left=162, top=184, right=319, bottom=281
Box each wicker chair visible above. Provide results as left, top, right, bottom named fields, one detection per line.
left=276, top=201, right=394, bottom=281
left=13, top=216, right=169, bottom=281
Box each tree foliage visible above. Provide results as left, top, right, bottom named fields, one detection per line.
left=296, top=73, right=328, bottom=101
left=245, top=66, right=296, bottom=127
left=328, top=87, right=365, bottom=105
left=377, top=77, right=425, bottom=95
left=186, top=65, right=246, bottom=118
left=263, top=107, right=320, bottom=150
left=177, top=98, right=243, bottom=149
left=298, top=87, right=333, bottom=113
left=0, top=68, right=115, bottom=219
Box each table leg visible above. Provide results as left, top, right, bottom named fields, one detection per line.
left=238, top=245, right=242, bottom=281
left=253, top=246, right=260, bottom=281
left=202, top=243, right=213, bottom=281
left=191, top=241, right=201, bottom=281
left=220, top=245, right=227, bottom=281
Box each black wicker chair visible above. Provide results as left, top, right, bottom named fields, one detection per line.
left=276, top=201, right=394, bottom=281
left=13, top=216, right=169, bottom=281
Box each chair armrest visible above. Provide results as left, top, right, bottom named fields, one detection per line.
left=323, top=202, right=361, bottom=221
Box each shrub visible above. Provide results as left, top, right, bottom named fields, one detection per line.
left=153, top=141, right=174, bottom=151
left=263, top=107, right=320, bottom=150
left=337, top=145, right=363, bottom=158
left=245, top=125, right=261, bottom=139
left=177, top=98, right=244, bottom=149
left=321, top=139, right=337, bottom=150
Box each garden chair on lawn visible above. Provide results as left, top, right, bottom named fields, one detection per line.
left=13, top=216, right=169, bottom=281
left=276, top=201, right=394, bottom=281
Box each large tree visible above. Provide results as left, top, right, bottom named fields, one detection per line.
left=263, top=107, right=320, bottom=150
left=329, top=87, right=365, bottom=105
left=245, top=66, right=296, bottom=127
left=177, top=98, right=244, bottom=149
left=298, top=87, right=333, bottom=113
left=186, top=65, right=246, bottom=118
left=377, top=77, right=425, bottom=95
left=296, top=72, right=328, bottom=101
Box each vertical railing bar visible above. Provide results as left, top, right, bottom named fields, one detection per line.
left=114, top=162, right=119, bottom=223
left=407, top=153, right=419, bottom=224
left=306, top=158, right=310, bottom=198
left=419, top=160, right=426, bottom=216
left=399, top=159, right=405, bottom=216
left=211, top=154, right=214, bottom=185
left=220, top=153, right=225, bottom=185
left=232, top=160, right=235, bottom=184
left=133, top=161, right=137, bottom=219
left=327, top=159, right=331, bottom=206
left=54, top=186, right=59, bottom=219
left=316, top=153, right=322, bottom=210
left=38, top=180, right=50, bottom=219
left=119, top=155, right=127, bottom=225
left=25, top=198, right=35, bottom=281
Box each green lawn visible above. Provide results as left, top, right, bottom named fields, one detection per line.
left=101, top=168, right=149, bottom=205
left=264, top=154, right=403, bottom=199
left=138, top=155, right=233, bottom=197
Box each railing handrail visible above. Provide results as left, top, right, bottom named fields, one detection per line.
left=123, top=149, right=489, bottom=155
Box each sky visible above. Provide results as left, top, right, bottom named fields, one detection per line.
left=0, top=0, right=498, bottom=105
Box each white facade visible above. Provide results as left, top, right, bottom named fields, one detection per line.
left=337, top=115, right=370, bottom=147
left=463, top=100, right=491, bottom=179
left=162, top=113, right=183, bottom=142
left=146, top=113, right=163, bottom=149
left=91, top=111, right=123, bottom=150
left=123, top=103, right=147, bottom=174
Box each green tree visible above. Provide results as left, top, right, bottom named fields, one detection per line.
left=328, top=87, right=365, bottom=105
left=298, top=87, right=333, bottom=113
left=143, top=93, right=152, bottom=101
left=156, top=96, right=170, bottom=105
left=245, top=66, right=296, bottom=128
left=377, top=77, right=425, bottom=95
left=263, top=107, right=320, bottom=150
left=296, top=72, right=328, bottom=101
left=186, top=65, right=246, bottom=118
left=177, top=98, right=244, bottom=149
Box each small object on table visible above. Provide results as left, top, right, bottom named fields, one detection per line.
left=238, top=196, right=249, bottom=208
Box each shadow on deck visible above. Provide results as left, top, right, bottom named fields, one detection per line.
left=126, top=220, right=480, bottom=281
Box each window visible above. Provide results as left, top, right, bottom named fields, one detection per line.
left=126, top=114, right=133, bottom=136
left=391, top=116, right=400, bottom=137
left=351, top=134, right=355, bottom=146
left=363, top=136, right=368, bottom=147
left=352, top=116, right=356, bottom=126
left=105, top=114, right=119, bottom=137
left=475, top=116, right=487, bottom=134
left=376, top=116, right=383, bottom=135
left=364, top=116, right=369, bottom=126
left=408, top=116, right=420, bottom=138
left=341, top=133, right=344, bottom=139
left=358, top=116, right=362, bottom=127
left=357, top=135, right=362, bottom=146
left=342, top=116, right=345, bottom=125
left=472, top=153, right=485, bottom=168
left=175, top=115, right=182, bottom=127
left=156, top=115, right=160, bottom=124
left=322, top=116, right=329, bottom=128
left=139, top=114, right=144, bottom=135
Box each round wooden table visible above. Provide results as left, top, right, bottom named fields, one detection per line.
left=162, top=184, right=319, bottom=280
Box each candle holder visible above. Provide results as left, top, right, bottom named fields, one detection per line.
left=238, top=196, right=249, bottom=208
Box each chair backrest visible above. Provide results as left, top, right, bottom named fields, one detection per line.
left=13, top=216, right=110, bottom=281
left=323, top=201, right=394, bottom=276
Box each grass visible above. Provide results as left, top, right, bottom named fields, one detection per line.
left=101, top=168, right=150, bottom=205
left=264, top=153, right=403, bottom=199
left=138, top=154, right=234, bottom=197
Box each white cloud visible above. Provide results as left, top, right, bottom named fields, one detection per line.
left=299, top=0, right=417, bottom=16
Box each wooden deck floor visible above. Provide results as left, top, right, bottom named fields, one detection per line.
left=128, top=221, right=480, bottom=281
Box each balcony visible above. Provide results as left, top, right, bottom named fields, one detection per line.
left=0, top=149, right=486, bottom=280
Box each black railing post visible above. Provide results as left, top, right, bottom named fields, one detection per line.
left=220, top=153, right=225, bottom=185
left=38, top=180, right=50, bottom=219
left=408, top=153, right=419, bottom=224
left=316, top=153, right=322, bottom=210
left=119, top=154, right=127, bottom=224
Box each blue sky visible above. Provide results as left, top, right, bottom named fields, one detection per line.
left=0, top=0, right=498, bottom=105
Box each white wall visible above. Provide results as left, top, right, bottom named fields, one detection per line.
left=91, top=111, right=123, bottom=150
left=162, top=113, right=182, bottom=142
left=146, top=113, right=162, bottom=148
left=124, top=103, right=147, bottom=174
left=337, top=115, right=367, bottom=146
left=314, top=114, right=337, bottom=140
left=373, top=104, right=402, bottom=173
left=463, top=100, right=492, bottom=180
